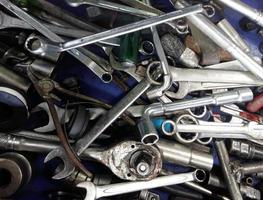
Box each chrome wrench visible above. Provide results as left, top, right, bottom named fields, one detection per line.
left=0, top=0, right=113, bottom=82
left=45, top=79, right=152, bottom=179
left=78, top=170, right=205, bottom=200
left=33, top=5, right=203, bottom=52
left=174, top=121, right=263, bottom=140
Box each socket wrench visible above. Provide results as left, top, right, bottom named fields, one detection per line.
left=45, top=79, right=151, bottom=179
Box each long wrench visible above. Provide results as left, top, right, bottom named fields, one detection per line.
left=33, top=5, right=203, bottom=52
left=78, top=170, right=205, bottom=200
left=44, top=79, right=151, bottom=179
left=0, top=0, right=113, bottom=82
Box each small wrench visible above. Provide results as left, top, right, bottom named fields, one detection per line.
left=78, top=170, right=205, bottom=200
left=45, top=79, right=152, bottom=179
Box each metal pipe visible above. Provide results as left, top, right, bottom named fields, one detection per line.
left=0, top=65, right=31, bottom=92
left=161, top=186, right=203, bottom=200
left=138, top=88, right=253, bottom=145
left=56, top=5, right=204, bottom=51
left=215, top=140, right=243, bottom=200
left=171, top=0, right=263, bottom=80
left=157, top=139, right=213, bottom=171
left=215, top=0, right=263, bottom=27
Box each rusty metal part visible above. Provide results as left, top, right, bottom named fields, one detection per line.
left=0, top=153, right=32, bottom=198
left=185, top=35, right=233, bottom=63
left=27, top=69, right=92, bottom=178
left=86, top=141, right=162, bottom=181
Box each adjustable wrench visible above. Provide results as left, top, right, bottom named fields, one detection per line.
left=45, top=79, right=151, bottom=179
left=78, top=170, right=205, bottom=200
left=0, top=0, right=113, bottom=83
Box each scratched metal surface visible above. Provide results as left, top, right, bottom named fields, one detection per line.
left=10, top=0, right=263, bottom=199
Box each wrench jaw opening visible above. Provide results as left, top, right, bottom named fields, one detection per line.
left=44, top=147, right=75, bottom=180
left=77, top=182, right=96, bottom=200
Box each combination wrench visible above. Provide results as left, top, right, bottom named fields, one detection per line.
left=78, top=170, right=205, bottom=200
left=28, top=5, right=203, bottom=52
left=0, top=0, right=113, bottom=83
left=166, top=115, right=263, bottom=143
left=45, top=79, right=152, bottom=179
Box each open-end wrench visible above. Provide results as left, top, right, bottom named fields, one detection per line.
left=32, top=5, right=203, bottom=52
left=0, top=0, right=114, bottom=83
left=45, top=78, right=152, bottom=179
left=78, top=170, right=205, bottom=200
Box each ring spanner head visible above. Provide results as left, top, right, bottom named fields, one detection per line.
left=44, top=147, right=75, bottom=179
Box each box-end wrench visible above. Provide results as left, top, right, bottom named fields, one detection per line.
left=0, top=0, right=113, bottom=83
left=44, top=79, right=152, bottom=179
left=33, top=5, right=203, bottom=52
left=138, top=88, right=253, bottom=145
left=172, top=0, right=263, bottom=80
left=174, top=121, right=263, bottom=143
left=78, top=170, right=206, bottom=200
